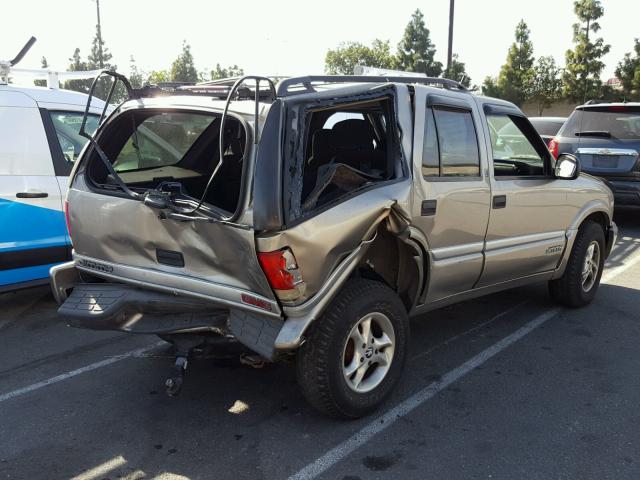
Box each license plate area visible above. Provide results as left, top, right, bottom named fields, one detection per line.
left=593, top=155, right=619, bottom=168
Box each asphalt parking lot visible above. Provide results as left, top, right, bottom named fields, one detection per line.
left=1, top=211, right=640, bottom=480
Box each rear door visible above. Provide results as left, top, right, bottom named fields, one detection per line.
left=0, top=91, right=70, bottom=290
left=411, top=87, right=491, bottom=302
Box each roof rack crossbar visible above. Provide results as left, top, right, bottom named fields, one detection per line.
left=276, top=75, right=468, bottom=97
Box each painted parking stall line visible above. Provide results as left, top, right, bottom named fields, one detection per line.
left=0, top=341, right=164, bottom=404
left=287, top=245, right=640, bottom=480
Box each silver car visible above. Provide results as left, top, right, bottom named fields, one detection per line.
left=51, top=74, right=617, bottom=418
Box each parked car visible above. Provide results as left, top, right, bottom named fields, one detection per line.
left=529, top=116, right=567, bottom=146
left=0, top=83, right=104, bottom=292
left=549, top=103, right=640, bottom=207
left=51, top=74, right=617, bottom=418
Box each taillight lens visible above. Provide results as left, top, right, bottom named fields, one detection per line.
left=548, top=137, right=559, bottom=159
left=258, top=248, right=305, bottom=301
left=63, top=200, right=73, bottom=243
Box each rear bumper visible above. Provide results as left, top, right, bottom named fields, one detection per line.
left=50, top=261, right=285, bottom=359
left=598, top=177, right=640, bottom=207
left=606, top=222, right=618, bottom=259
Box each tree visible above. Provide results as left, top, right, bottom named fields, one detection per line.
left=563, top=0, right=610, bottom=102
left=396, top=9, right=442, bottom=76
left=210, top=63, right=244, bottom=80
left=325, top=40, right=396, bottom=74
left=482, top=76, right=502, bottom=98
left=495, top=20, right=535, bottom=106
left=147, top=70, right=171, bottom=85
left=128, top=55, right=145, bottom=89
left=615, top=38, right=640, bottom=100
left=443, top=54, right=470, bottom=87
left=64, top=48, right=92, bottom=94
left=528, top=56, right=564, bottom=115
left=170, top=41, right=198, bottom=83
left=87, top=25, right=113, bottom=70
left=34, top=56, right=48, bottom=87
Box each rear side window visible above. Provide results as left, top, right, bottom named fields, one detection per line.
left=298, top=96, right=399, bottom=213
left=422, top=107, right=480, bottom=177
left=561, top=107, right=640, bottom=140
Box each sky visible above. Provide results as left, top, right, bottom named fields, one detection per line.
left=4, top=0, right=639, bottom=87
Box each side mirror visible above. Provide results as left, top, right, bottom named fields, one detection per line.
left=555, top=153, right=581, bottom=180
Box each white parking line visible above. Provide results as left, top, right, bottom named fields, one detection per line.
left=0, top=341, right=164, bottom=404
left=287, top=246, right=640, bottom=480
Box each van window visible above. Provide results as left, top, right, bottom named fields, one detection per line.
left=48, top=111, right=100, bottom=163
left=300, top=97, right=397, bottom=213
left=86, top=110, right=246, bottom=214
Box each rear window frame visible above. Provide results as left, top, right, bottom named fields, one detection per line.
left=560, top=106, right=640, bottom=140
left=79, top=105, right=252, bottom=220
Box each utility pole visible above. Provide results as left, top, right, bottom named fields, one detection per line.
left=95, top=0, right=104, bottom=68
left=447, top=0, right=455, bottom=72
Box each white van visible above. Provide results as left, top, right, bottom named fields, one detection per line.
left=0, top=83, right=104, bottom=291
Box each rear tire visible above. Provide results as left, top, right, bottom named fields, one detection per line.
left=296, top=279, right=409, bottom=419
left=549, top=221, right=605, bottom=308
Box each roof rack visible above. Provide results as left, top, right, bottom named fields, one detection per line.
left=276, top=75, right=468, bottom=97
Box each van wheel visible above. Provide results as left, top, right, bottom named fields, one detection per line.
left=549, top=221, right=605, bottom=308
left=296, top=279, right=409, bottom=419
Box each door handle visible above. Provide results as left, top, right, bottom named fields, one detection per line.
left=492, top=195, right=506, bottom=209
left=16, top=192, right=48, bottom=199
left=421, top=199, right=437, bottom=216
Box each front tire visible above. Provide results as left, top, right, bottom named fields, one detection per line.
left=549, top=221, right=605, bottom=308
left=296, top=279, right=409, bottom=419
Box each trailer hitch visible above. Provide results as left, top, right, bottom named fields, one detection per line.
left=165, top=355, right=189, bottom=397
left=162, top=335, right=203, bottom=397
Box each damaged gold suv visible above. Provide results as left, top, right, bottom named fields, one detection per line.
left=51, top=73, right=617, bottom=418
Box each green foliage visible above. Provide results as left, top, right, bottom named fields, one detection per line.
left=563, top=0, right=611, bottom=102
left=147, top=70, right=171, bottom=85
left=528, top=56, right=563, bottom=115
left=210, top=63, right=244, bottom=80
left=34, top=57, right=48, bottom=87
left=443, top=54, right=470, bottom=87
left=325, top=40, right=396, bottom=75
left=494, top=20, right=535, bottom=106
left=170, top=41, right=198, bottom=83
left=482, top=76, right=502, bottom=98
left=128, top=56, right=145, bottom=89
left=87, top=25, right=113, bottom=69
left=615, top=38, right=640, bottom=100
left=396, top=9, right=442, bottom=76
left=64, top=48, right=92, bottom=94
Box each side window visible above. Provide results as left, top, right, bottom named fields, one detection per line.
left=300, top=97, right=397, bottom=213
left=48, top=111, right=100, bottom=164
left=422, top=106, right=480, bottom=178
left=487, top=115, right=546, bottom=177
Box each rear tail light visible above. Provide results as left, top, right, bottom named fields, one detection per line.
left=548, top=137, right=559, bottom=159
left=63, top=200, right=73, bottom=243
left=258, top=248, right=306, bottom=302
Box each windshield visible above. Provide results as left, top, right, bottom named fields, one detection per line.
left=561, top=107, right=640, bottom=140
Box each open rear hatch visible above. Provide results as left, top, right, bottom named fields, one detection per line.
left=59, top=75, right=283, bottom=326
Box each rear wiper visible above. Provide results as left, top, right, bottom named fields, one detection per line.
left=575, top=131, right=612, bottom=138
